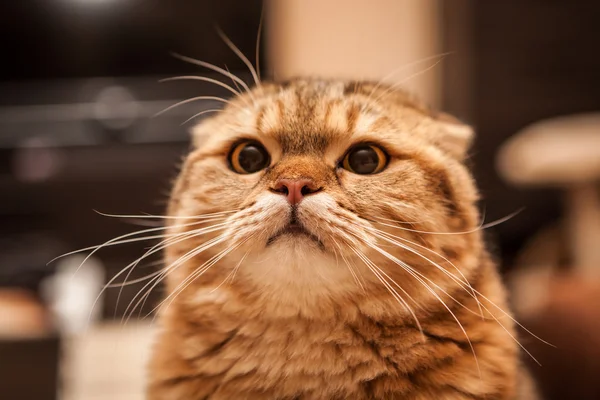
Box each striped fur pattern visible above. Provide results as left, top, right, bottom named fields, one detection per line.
left=147, top=79, right=534, bottom=399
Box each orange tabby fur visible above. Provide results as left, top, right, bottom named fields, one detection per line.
left=147, top=79, right=536, bottom=399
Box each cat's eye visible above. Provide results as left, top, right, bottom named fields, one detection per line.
left=342, top=144, right=388, bottom=174
left=229, top=141, right=270, bottom=174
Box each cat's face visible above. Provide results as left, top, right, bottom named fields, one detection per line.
left=166, top=79, right=482, bottom=312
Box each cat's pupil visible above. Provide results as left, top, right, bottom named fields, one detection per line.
left=349, top=147, right=379, bottom=174
left=239, top=144, right=268, bottom=173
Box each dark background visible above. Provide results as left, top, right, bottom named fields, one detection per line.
left=443, top=1, right=600, bottom=269
left=0, top=0, right=263, bottom=317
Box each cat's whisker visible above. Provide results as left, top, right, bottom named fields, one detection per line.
left=362, top=52, right=453, bottom=110
left=330, top=235, right=365, bottom=293
left=389, top=235, right=483, bottom=318
left=255, top=6, right=264, bottom=84
left=336, top=222, right=481, bottom=373
left=148, top=236, right=247, bottom=322
left=373, top=57, right=447, bottom=104
left=211, top=246, right=251, bottom=293
left=160, top=76, right=241, bottom=97
left=181, top=109, right=222, bottom=125
left=360, top=239, right=482, bottom=378
left=371, top=208, right=524, bottom=236
left=228, top=247, right=252, bottom=285
left=49, top=218, right=226, bottom=288
left=84, top=222, right=229, bottom=323
left=154, top=95, right=241, bottom=118
left=361, top=224, right=483, bottom=317
left=122, top=232, right=234, bottom=323
left=468, top=288, right=555, bottom=349
left=343, top=219, right=484, bottom=317
left=373, top=227, right=548, bottom=364
left=107, top=269, right=164, bottom=288
left=224, top=64, right=246, bottom=102
left=217, top=27, right=261, bottom=88
left=344, top=221, right=544, bottom=367
left=94, top=209, right=239, bottom=220
left=113, top=222, right=230, bottom=318
left=348, top=244, right=424, bottom=336
left=170, top=52, right=253, bottom=96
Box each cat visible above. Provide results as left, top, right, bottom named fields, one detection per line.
left=146, top=78, right=538, bottom=399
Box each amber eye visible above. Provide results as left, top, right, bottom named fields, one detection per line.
left=342, top=144, right=388, bottom=174
left=229, top=141, right=270, bottom=174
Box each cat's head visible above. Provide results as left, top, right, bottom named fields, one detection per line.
left=166, top=79, right=482, bottom=315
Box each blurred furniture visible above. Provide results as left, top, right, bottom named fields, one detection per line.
left=497, top=113, right=600, bottom=400
left=0, top=0, right=263, bottom=320
left=497, top=113, right=600, bottom=313
left=442, top=1, right=600, bottom=268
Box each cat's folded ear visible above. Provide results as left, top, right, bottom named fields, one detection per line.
left=428, top=112, right=474, bottom=160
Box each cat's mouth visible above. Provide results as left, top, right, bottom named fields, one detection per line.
left=267, top=221, right=323, bottom=247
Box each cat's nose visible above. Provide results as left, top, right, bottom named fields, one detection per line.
left=272, top=178, right=321, bottom=205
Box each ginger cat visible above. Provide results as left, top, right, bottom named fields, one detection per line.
left=147, top=78, right=537, bottom=399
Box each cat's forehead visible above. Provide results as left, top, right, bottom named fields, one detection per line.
left=253, top=80, right=380, bottom=154
left=195, top=79, right=434, bottom=154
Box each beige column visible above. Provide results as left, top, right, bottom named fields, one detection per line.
left=266, top=0, right=442, bottom=107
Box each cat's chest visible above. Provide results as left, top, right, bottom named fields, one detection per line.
left=178, top=308, right=459, bottom=399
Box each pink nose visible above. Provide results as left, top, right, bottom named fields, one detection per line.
left=272, top=178, right=321, bottom=205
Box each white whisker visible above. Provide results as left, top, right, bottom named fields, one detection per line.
left=171, top=52, right=253, bottom=95
left=217, top=27, right=260, bottom=87
left=181, top=109, right=222, bottom=125
left=349, top=244, right=423, bottom=335
left=372, top=208, right=523, bottom=236
left=154, top=96, right=240, bottom=118
left=159, top=76, right=241, bottom=96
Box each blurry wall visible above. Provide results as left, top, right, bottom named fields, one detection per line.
left=267, top=0, right=442, bottom=107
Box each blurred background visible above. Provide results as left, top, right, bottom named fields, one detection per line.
left=0, top=1, right=599, bottom=399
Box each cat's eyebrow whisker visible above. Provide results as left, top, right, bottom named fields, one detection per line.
left=255, top=6, right=264, bottom=84
left=224, top=64, right=246, bottom=102
left=170, top=52, right=253, bottom=96
left=159, top=76, right=242, bottom=97
left=217, top=27, right=261, bottom=88
left=373, top=57, right=447, bottom=105
left=363, top=52, right=453, bottom=110
left=181, top=109, right=223, bottom=126
left=154, top=95, right=241, bottom=118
